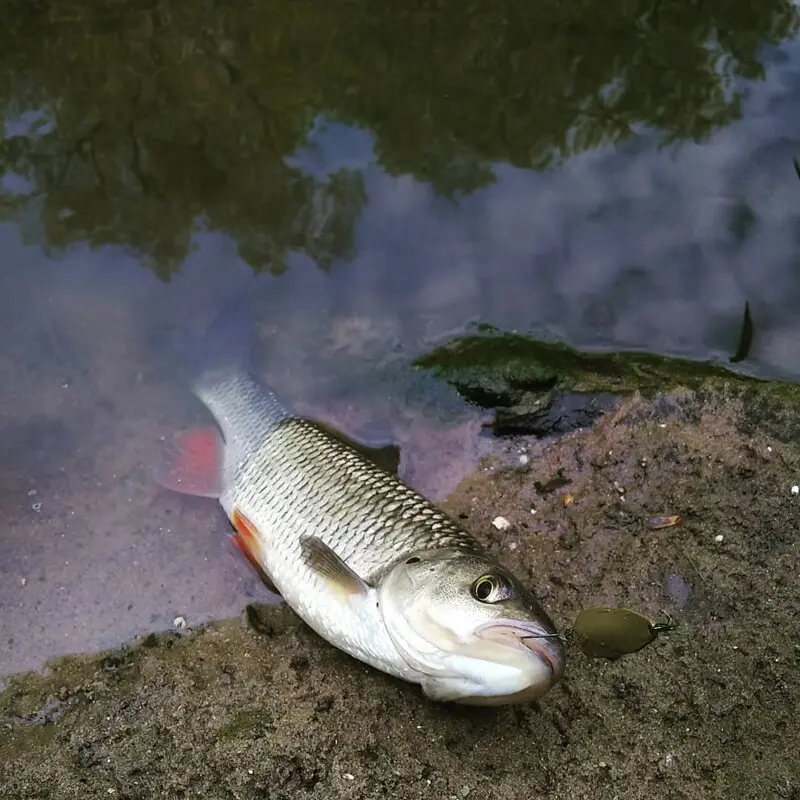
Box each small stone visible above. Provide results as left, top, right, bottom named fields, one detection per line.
left=344, top=773, right=354, bottom=781
left=27, top=489, right=37, bottom=496
left=20, top=577, right=27, bottom=587
left=714, top=534, right=724, bottom=544
left=518, top=454, right=529, bottom=465
left=492, top=516, right=511, bottom=531
left=173, top=616, right=187, bottom=629
left=791, top=485, right=799, bottom=496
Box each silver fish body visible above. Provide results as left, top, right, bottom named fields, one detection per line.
left=159, top=363, right=566, bottom=704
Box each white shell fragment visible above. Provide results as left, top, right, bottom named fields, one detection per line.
left=714, top=534, right=724, bottom=544
left=791, top=485, right=799, bottom=496
left=173, top=616, right=188, bottom=629
left=492, top=516, right=511, bottom=531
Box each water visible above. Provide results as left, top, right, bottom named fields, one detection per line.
left=1, top=0, right=800, bottom=676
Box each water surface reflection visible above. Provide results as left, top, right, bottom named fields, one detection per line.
left=2, top=0, right=800, bottom=675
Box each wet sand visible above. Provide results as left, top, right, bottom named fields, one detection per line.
left=2, top=384, right=798, bottom=799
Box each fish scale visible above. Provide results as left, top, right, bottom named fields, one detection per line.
left=221, top=410, right=487, bottom=678
left=228, top=416, right=483, bottom=580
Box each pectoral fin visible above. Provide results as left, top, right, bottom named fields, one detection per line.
left=421, top=678, right=468, bottom=704
left=300, top=535, right=371, bottom=599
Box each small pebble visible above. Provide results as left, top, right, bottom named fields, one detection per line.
left=518, top=454, right=529, bottom=465
left=714, top=534, right=724, bottom=544
left=173, top=616, right=187, bottom=629
left=492, top=516, right=511, bottom=531
left=20, top=577, right=27, bottom=587
left=791, top=485, right=799, bottom=496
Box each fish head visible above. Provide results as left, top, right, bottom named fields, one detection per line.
left=378, top=548, right=565, bottom=705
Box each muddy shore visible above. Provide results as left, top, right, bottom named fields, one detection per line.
left=2, top=383, right=799, bottom=800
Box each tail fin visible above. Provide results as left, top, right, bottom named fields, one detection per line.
left=181, top=287, right=290, bottom=433
left=184, top=293, right=257, bottom=399
left=155, top=285, right=291, bottom=497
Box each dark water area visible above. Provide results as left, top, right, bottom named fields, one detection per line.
left=1, top=0, right=800, bottom=676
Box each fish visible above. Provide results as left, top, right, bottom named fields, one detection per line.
left=155, top=312, right=566, bottom=705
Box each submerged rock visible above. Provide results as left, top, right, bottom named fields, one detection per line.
left=493, top=390, right=623, bottom=437
left=412, top=325, right=795, bottom=444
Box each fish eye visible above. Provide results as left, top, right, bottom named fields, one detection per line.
left=471, top=574, right=513, bottom=603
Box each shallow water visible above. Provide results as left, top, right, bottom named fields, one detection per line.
left=2, top=1, right=800, bottom=676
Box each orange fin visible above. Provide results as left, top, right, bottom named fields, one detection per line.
left=230, top=508, right=282, bottom=597
left=154, top=425, right=224, bottom=498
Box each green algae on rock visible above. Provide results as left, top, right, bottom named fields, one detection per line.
left=413, top=326, right=800, bottom=439
left=413, top=325, right=770, bottom=402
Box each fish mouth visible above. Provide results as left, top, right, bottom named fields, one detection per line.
left=475, top=620, right=566, bottom=679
